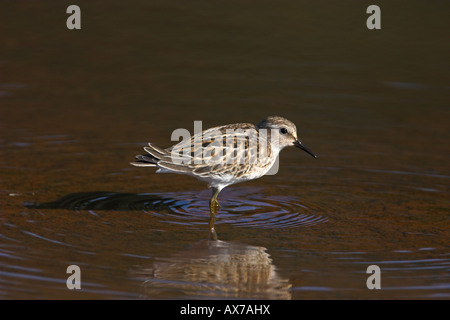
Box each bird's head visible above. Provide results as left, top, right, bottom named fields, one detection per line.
left=257, top=116, right=317, bottom=159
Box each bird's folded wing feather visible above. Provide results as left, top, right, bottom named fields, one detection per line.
left=162, top=123, right=269, bottom=176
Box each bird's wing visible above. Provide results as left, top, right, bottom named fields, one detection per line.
left=162, top=123, right=268, bottom=177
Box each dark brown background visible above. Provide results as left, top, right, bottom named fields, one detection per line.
left=1, top=0, right=449, bottom=299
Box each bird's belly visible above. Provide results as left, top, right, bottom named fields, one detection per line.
left=204, top=159, right=276, bottom=187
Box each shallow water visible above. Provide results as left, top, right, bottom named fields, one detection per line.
left=1, top=1, right=449, bottom=299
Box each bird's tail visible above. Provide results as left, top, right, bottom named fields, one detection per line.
left=130, top=142, right=171, bottom=167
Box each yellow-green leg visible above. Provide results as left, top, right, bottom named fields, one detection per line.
left=209, top=187, right=220, bottom=241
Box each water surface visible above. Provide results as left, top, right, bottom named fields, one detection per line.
left=1, top=0, right=449, bottom=299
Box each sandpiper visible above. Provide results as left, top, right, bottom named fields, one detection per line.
left=131, top=116, right=317, bottom=239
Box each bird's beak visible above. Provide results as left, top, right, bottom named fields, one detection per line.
left=294, top=140, right=318, bottom=159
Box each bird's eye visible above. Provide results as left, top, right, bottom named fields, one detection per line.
left=280, top=128, right=288, bottom=134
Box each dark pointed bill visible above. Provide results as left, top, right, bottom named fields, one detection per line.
left=294, top=140, right=318, bottom=159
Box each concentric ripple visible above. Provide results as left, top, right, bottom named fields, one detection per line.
left=168, top=189, right=328, bottom=229
left=25, top=187, right=328, bottom=229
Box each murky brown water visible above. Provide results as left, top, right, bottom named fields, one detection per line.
left=1, top=1, right=449, bottom=299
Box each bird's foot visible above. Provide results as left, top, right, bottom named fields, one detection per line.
left=209, top=227, right=218, bottom=241
left=209, top=201, right=219, bottom=241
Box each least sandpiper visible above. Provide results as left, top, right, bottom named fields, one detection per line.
left=131, top=116, right=317, bottom=239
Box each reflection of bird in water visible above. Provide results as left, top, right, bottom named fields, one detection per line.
left=131, top=116, right=317, bottom=239
left=133, top=240, right=291, bottom=299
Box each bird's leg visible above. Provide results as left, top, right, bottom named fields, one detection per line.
left=209, top=187, right=221, bottom=241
